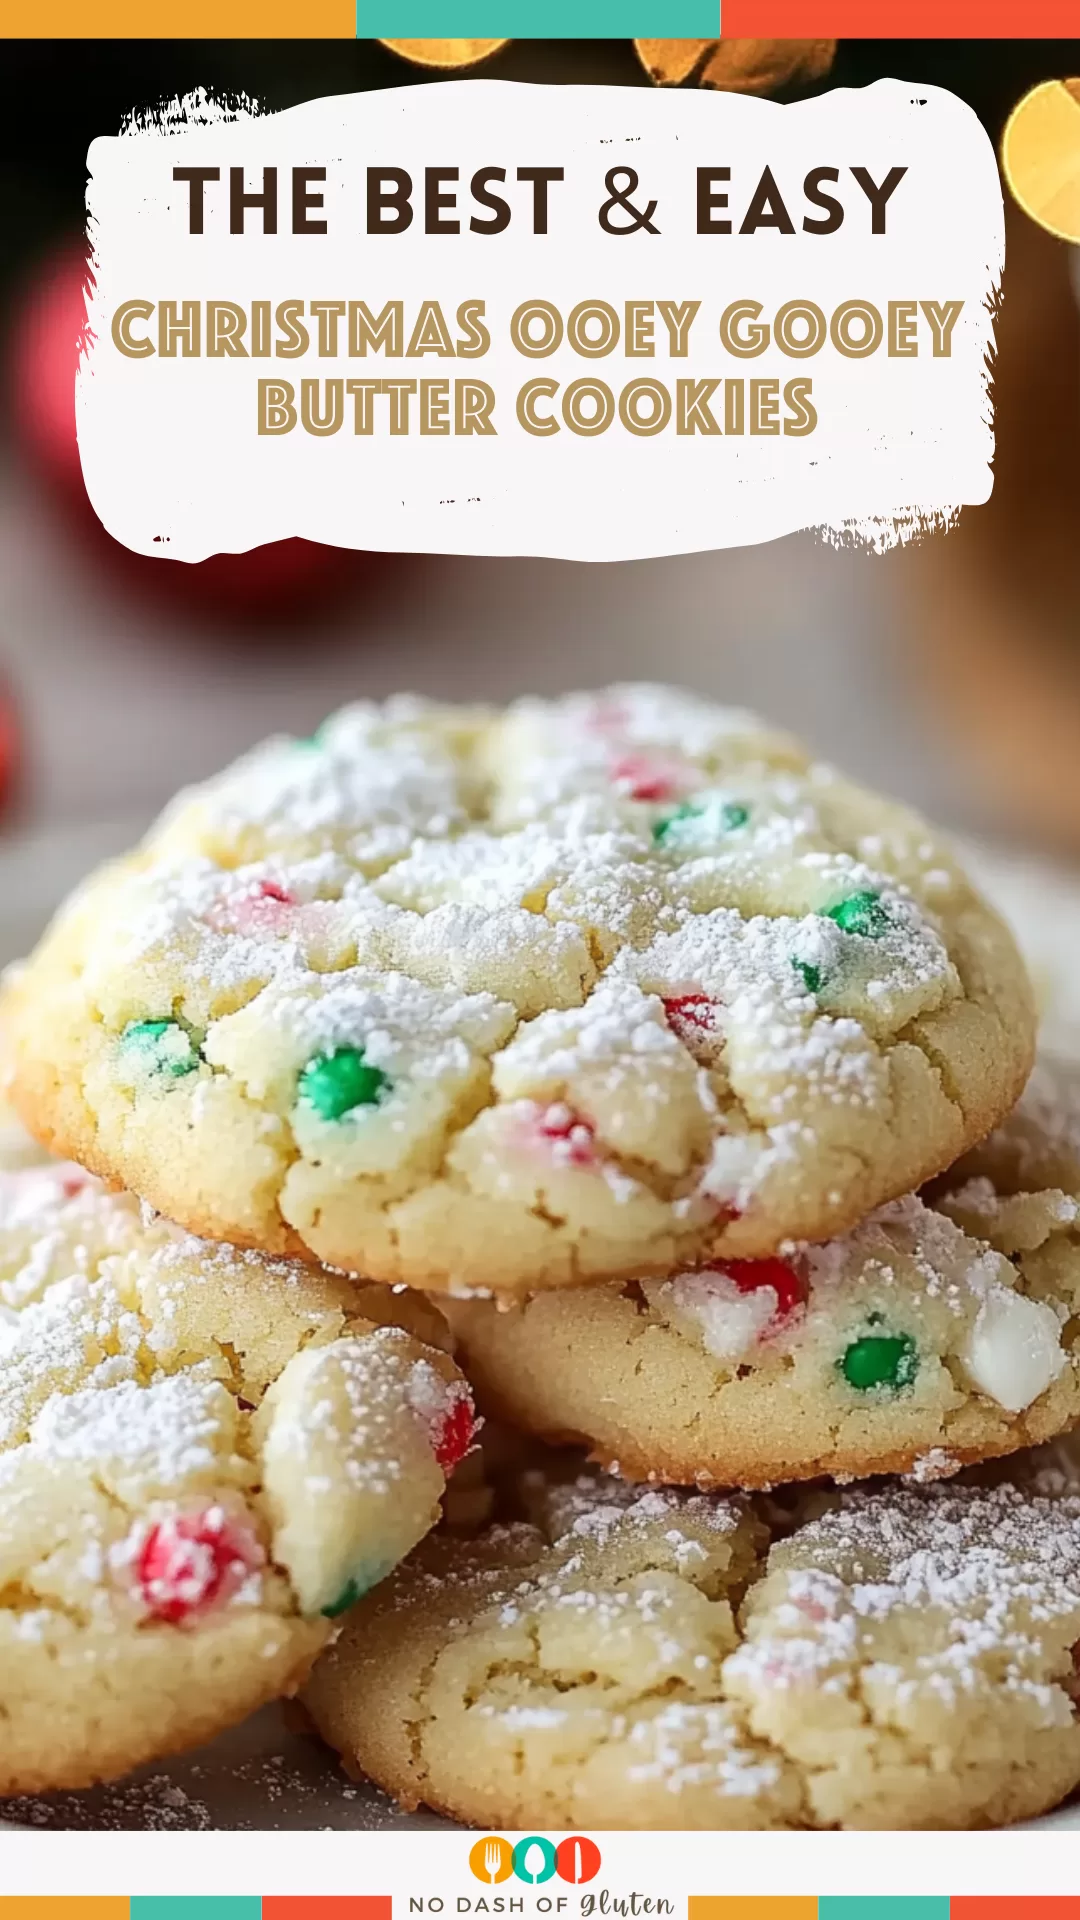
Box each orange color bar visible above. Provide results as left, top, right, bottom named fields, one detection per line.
left=0, top=1907, right=129, bottom=1920
left=0, top=0, right=351, bottom=32
left=689, top=1905, right=818, bottom=1920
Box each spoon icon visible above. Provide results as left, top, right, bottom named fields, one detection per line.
left=518, top=1842, right=548, bottom=1884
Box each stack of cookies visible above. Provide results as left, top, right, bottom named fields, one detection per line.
left=6, top=683, right=1080, bottom=1829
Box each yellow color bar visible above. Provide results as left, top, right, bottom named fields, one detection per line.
left=690, top=1905, right=818, bottom=1920
left=0, top=1906, right=130, bottom=1920
left=0, top=0, right=351, bottom=32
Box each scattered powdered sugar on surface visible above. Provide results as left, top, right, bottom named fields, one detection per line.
left=1, top=1718, right=443, bottom=1830
left=5, top=1776, right=216, bottom=1831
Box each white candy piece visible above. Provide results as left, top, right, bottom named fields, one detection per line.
left=663, top=1270, right=777, bottom=1363
left=960, top=1287, right=1066, bottom=1413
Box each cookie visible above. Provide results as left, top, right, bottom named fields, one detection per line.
left=0, top=1097, right=50, bottom=1172
left=444, top=1142, right=1080, bottom=1487
left=302, top=1460, right=1080, bottom=1830
left=0, top=1160, right=475, bottom=1795
left=958, top=841, right=1080, bottom=1064
left=0, top=1001, right=50, bottom=1171
left=942, top=1050, right=1080, bottom=1203
left=5, top=686, right=1033, bottom=1294
left=446, top=1063, right=1080, bottom=1486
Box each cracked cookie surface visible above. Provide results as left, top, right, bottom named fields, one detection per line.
left=444, top=1062, right=1080, bottom=1485
left=0, top=1161, right=474, bottom=1794
left=302, top=1459, right=1080, bottom=1830
left=5, top=686, right=1033, bottom=1294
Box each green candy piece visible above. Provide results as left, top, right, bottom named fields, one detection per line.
left=653, top=798, right=750, bottom=845
left=320, top=1558, right=391, bottom=1617
left=841, top=1332, right=918, bottom=1392
left=298, top=1045, right=390, bottom=1121
left=653, top=801, right=697, bottom=844
left=321, top=1576, right=366, bottom=1619
left=825, top=889, right=891, bottom=939
left=795, top=889, right=891, bottom=998
left=792, top=958, right=822, bottom=996
left=120, top=1019, right=199, bottom=1078
left=720, top=801, right=750, bottom=830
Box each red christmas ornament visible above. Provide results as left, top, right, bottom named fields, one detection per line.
left=11, top=249, right=88, bottom=504
left=0, top=682, right=19, bottom=819
left=136, top=1509, right=261, bottom=1624
left=10, top=245, right=369, bottom=621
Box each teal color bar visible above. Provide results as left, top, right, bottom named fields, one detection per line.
left=359, top=1, right=718, bottom=33
left=819, top=1906, right=951, bottom=1920
left=131, top=1905, right=262, bottom=1920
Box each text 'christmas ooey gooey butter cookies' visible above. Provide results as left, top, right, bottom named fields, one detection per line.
left=4, top=686, right=1034, bottom=1294
left=0, top=1160, right=474, bottom=1793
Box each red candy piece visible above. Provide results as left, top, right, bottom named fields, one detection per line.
left=715, top=1257, right=807, bottom=1324
left=210, top=878, right=298, bottom=936
left=610, top=754, right=679, bottom=803
left=663, top=993, right=719, bottom=1045
left=136, top=1509, right=261, bottom=1624
left=585, top=697, right=630, bottom=734
left=537, top=1102, right=597, bottom=1168
left=432, top=1390, right=476, bottom=1473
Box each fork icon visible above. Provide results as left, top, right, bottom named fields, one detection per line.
left=483, top=1841, right=504, bottom=1884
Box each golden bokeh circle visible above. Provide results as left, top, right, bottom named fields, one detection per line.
left=379, top=39, right=509, bottom=69
left=1002, top=79, right=1080, bottom=243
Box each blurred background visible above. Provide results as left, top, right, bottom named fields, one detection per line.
left=3, top=36, right=1080, bottom=931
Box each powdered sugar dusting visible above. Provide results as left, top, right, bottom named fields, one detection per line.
left=16, top=683, right=1024, bottom=1295
left=304, top=1461, right=1080, bottom=1829
left=0, top=1161, right=465, bottom=1644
